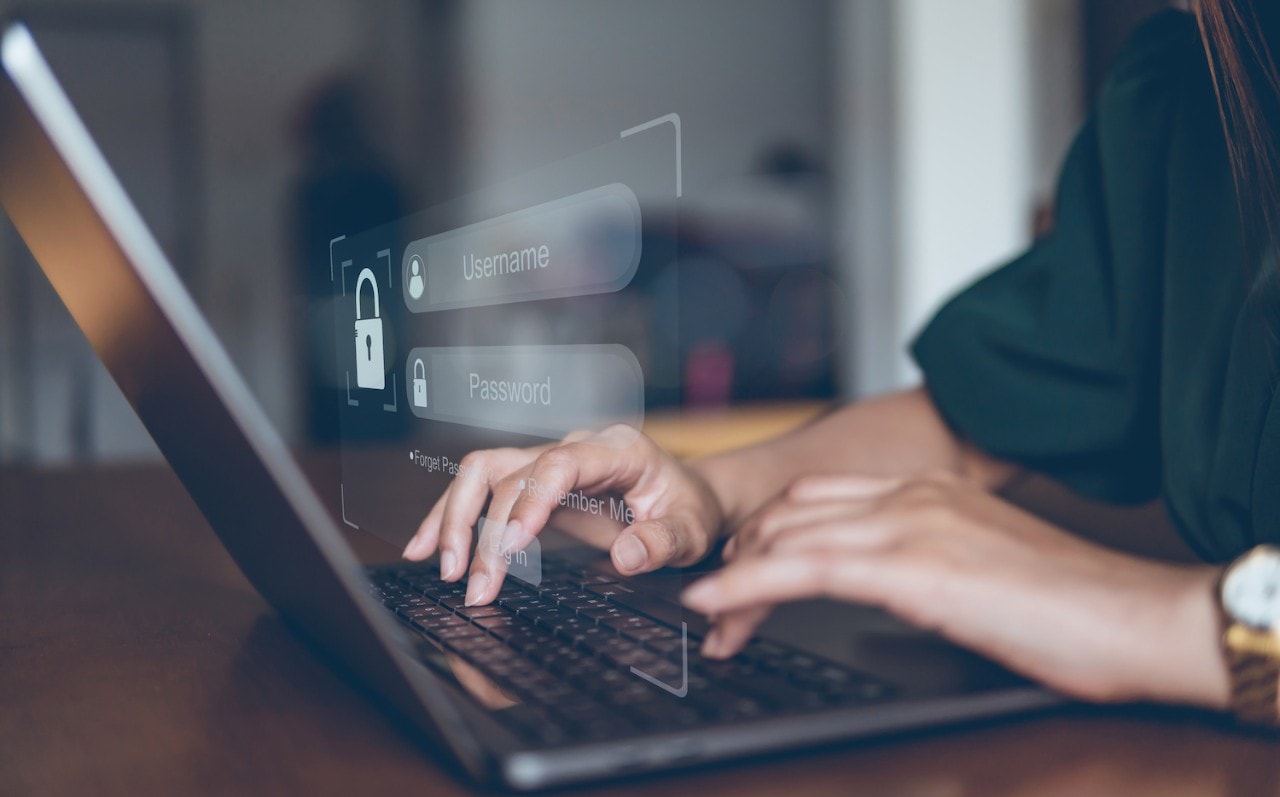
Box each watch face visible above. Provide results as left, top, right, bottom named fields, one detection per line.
left=1223, top=548, right=1280, bottom=630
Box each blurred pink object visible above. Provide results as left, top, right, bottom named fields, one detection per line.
left=685, top=341, right=735, bottom=406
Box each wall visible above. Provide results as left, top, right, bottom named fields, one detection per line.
left=0, top=1, right=1089, bottom=462
left=0, top=0, right=839, bottom=464
left=455, top=0, right=833, bottom=205
left=0, top=0, right=404, bottom=464
left=835, top=0, right=1084, bottom=394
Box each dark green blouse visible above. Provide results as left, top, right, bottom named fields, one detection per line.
left=912, top=11, right=1280, bottom=563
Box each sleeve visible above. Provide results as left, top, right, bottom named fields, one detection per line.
left=910, top=11, right=1199, bottom=504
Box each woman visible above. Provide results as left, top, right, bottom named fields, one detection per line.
left=403, top=1, right=1280, bottom=724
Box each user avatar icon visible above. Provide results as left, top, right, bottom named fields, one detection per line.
left=407, top=255, right=425, bottom=300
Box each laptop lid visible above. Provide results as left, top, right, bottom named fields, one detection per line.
left=0, top=21, right=496, bottom=781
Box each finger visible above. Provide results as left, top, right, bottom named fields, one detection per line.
left=760, top=517, right=899, bottom=557
left=506, top=432, right=649, bottom=542
left=734, top=498, right=879, bottom=558
left=786, top=473, right=902, bottom=503
left=736, top=510, right=902, bottom=562
left=464, top=428, right=642, bottom=605
left=464, top=467, right=536, bottom=606
left=682, top=553, right=895, bottom=616
left=464, top=514, right=512, bottom=606
left=403, top=482, right=452, bottom=561
left=437, top=462, right=498, bottom=582
left=702, top=606, right=771, bottom=659
left=610, top=512, right=710, bottom=575
left=437, top=448, right=542, bottom=582
left=489, top=467, right=543, bottom=556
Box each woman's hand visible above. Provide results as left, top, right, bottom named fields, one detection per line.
left=402, top=425, right=725, bottom=607
left=683, top=471, right=1231, bottom=708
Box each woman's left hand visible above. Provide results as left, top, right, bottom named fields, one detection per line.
left=681, top=471, right=1230, bottom=708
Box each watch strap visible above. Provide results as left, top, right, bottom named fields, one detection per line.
left=1223, top=623, right=1280, bottom=726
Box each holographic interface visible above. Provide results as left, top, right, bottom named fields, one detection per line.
left=334, top=116, right=696, bottom=707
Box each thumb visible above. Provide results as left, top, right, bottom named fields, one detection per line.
left=610, top=514, right=710, bottom=575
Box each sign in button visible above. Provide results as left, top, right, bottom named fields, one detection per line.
left=404, top=345, right=644, bottom=439
left=402, top=183, right=642, bottom=313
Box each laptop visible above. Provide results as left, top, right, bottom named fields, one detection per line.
left=0, top=21, right=1059, bottom=790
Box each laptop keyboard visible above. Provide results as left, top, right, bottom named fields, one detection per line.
left=368, top=558, right=895, bottom=745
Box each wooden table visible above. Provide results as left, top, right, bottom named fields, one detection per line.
left=2, top=461, right=1278, bottom=796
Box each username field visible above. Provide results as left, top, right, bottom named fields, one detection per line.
left=402, top=183, right=642, bottom=313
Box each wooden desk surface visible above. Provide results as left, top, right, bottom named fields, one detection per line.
left=2, top=462, right=1278, bottom=796
left=644, top=401, right=831, bottom=459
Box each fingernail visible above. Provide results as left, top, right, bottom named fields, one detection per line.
left=441, top=550, right=459, bottom=581
left=402, top=536, right=423, bottom=560
left=464, top=573, right=491, bottom=607
left=613, top=536, right=648, bottom=572
left=722, top=537, right=737, bottom=560
left=681, top=578, right=718, bottom=608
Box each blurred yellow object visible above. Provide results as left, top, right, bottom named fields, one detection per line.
left=644, top=401, right=831, bottom=459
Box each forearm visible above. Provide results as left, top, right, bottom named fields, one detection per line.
left=692, top=386, right=1021, bottom=527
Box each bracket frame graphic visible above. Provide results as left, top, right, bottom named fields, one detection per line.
left=629, top=621, right=689, bottom=698
left=340, top=483, right=359, bottom=529
left=620, top=112, right=682, bottom=198
left=621, top=113, right=688, bottom=697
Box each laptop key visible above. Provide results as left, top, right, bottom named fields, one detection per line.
left=502, top=631, right=546, bottom=654
left=523, top=607, right=573, bottom=630
left=569, top=573, right=618, bottom=586
left=455, top=603, right=506, bottom=619
left=579, top=606, right=627, bottom=622
left=398, top=604, right=449, bottom=622
left=559, top=624, right=612, bottom=647
left=438, top=593, right=472, bottom=610
left=444, top=633, right=504, bottom=654
left=638, top=636, right=686, bottom=658
left=415, top=614, right=471, bottom=635
left=435, top=624, right=487, bottom=640
left=600, top=612, right=657, bottom=632
left=594, top=638, right=656, bottom=669
left=585, top=582, right=635, bottom=599
left=474, top=614, right=516, bottom=633
left=369, top=561, right=901, bottom=745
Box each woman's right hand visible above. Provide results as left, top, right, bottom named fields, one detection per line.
left=401, top=424, right=725, bottom=607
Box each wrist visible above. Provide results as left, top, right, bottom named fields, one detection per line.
left=688, top=452, right=750, bottom=531
left=1142, top=564, right=1232, bottom=710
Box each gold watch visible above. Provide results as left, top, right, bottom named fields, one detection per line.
left=1218, top=544, right=1280, bottom=726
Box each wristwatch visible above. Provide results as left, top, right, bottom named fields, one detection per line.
left=1218, top=544, right=1280, bottom=725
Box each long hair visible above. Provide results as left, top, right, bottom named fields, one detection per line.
left=1194, top=0, right=1280, bottom=262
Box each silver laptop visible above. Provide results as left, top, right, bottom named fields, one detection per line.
left=0, top=21, right=1058, bottom=791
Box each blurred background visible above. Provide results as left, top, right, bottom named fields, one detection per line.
left=0, top=0, right=1178, bottom=466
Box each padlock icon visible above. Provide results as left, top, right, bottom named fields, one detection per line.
left=412, top=358, right=427, bottom=408
left=354, top=267, right=385, bottom=390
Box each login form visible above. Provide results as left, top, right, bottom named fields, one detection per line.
left=331, top=117, right=680, bottom=558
